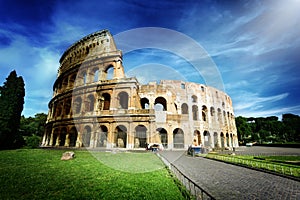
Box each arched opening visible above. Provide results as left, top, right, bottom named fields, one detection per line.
left=214, top=132, right=218, bottom=148
left=52, top=129, right=58, bottom=146
left=86, top=94, right=95, bottom=112
left=82, top=126, right=91, bottom=147
left=64, top=99, right=71, bottom=115
left=56, top=102, right=63, bottom=117
left=118, top=92, right=128, bottom=109
left=192, top=105, right=198, bottom=120
left=210, top=107, right=215, bottom=117
left=192, top=95, right=197, bottom=103
left=102, top=93, right=111, bottom=110
left=140, top=98, right=149, bottom=109
left=93, top=68, right=99, bottom=82
left=173, top=128, right=184, bottom=148
left=181, top=103, right=188, bottom=114
left=59, top=128, right=67, bottom=146
left=217, top=108, right=222, bottom=123
left=157, top=128, right=168, bottom=148
left=226, top=133, right=229, bottom=147
left=202, top=105, right=208, bottom=121
left=62, top=77, right=68, bottom=90
left=134, top=125, right=147, bottom=148
left=115, top=125, right=127, bottom=148
left=69, top=127, right=78, bottom=147
left=73, top=97, right=82, bottom=114
left=69, top=74, right=76, bottom=89
left=194, top=130, right=201, bottom=146
left=97, top=125, right=108, bottom=147
left=203, top=131, right=210, bottom=147
left=154, top=97, right=167, bottom=111
left=80, top=71, right=87, bottom=85
left=220, top=132, right=225, bottom=148
left=105, top=65, right=114, bottom=80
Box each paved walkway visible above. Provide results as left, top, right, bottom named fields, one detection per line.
left=159, top=147, right=300, bottom=200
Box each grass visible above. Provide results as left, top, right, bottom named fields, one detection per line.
left=0, top=149, right=187, bottom=200
left=206, top=154, right=300, bottom=178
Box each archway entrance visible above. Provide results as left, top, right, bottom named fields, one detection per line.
left=134, top=125, right=147, bottom=148
left=194, top=130, right=201, bottom=146
left=69, top=127, right=78, bottom=147
left=82, top=126, right=91, bottom=147
left=97, top=125, right=108, bottom=147
left=157, top=128, right=168, bottom=148
left=115, top=125, right=127, bottom=148
left=173, top=128, right=184, bottom=148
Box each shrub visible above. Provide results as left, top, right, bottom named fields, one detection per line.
left=25, top=135, right=41, bottom=148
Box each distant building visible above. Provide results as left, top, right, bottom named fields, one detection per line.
left=42, top=30, right=238, bottom=149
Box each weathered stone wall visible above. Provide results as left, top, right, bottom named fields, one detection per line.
left=42, top=30, right=238, bottom=150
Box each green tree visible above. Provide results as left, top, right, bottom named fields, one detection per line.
left=235, top=116, right=252, bottom=143
left=0, top=70, right=25, bottom=149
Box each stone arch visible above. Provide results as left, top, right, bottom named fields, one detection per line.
left=194, top=130, right=201, bottom=146
left=56, top=102, right=63, bottom=117
left=202, top=105, right=208, bottom=121
left=203, top=131, right=211, bottom=147
left=86, top=94, right=95, bottom=112
left=62, top=77, right=68, bottom=90
left=64, top=99, right=71, bottom=116
left=73, top=97, right=82, bottom=114
left=59, top=127, right=67, bottom=146
left=104, top=64, right=114, bottom=80
left=118, top=92, right=128, bottom=109
left=79, top=70, right=87, bottom=85
left=69, top=127, right=78, bottom=147
left=115, top=125, right=127, bottom=148
left=192, top=105, right=198, bottom=120
left=213, top=132, right=218, bottom=148
left=154, top=97, right=167, bottom=111
left=69, top=74, right=76, bottom=89
left=82, top=125, right=92, bottom=147
left=210, top=107, right=215, bottom=117
left=181, top=103, right=188, bottom=114
left=220, top=132, right=225, bottom=148
left=173, top=128, right=184, bottom=148
left=134, top=125, right=147, bottom=148
left=157, top=128, right=168, bottom=148
left=102, top=93, right=111, bottom=110
left=93, top=68, right=99, bottom=82
left=217, top=108, right=222, bottom=123
left=97, top=125, right=108, bottom=147
left=192, top=95, right=198, bottom=103
left=52, top=129, right=59, bottom=146
left=140, top=97, right=149, bottom=109
left=226, top=133, right=229, bottom=147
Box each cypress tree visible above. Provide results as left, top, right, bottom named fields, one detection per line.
left=0, top=70, right=25, bottom=149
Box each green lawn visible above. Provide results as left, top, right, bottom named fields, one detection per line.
left=0, top=149, right=187, bottom=200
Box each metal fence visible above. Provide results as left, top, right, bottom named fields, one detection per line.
left=207, top=154, right=300, bottom=178
left=157, top=153, right=215, bottom=200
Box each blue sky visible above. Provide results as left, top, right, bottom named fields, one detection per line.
left=0, top=0, right=299, bottom=119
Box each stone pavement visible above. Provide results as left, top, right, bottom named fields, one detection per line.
left=159, top=147, right=300, bottom=200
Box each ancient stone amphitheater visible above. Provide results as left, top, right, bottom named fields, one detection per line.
left=42, top=29, right=238, bottom=150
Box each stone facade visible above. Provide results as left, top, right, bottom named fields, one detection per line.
left=42, top=29, right=238, bottom=150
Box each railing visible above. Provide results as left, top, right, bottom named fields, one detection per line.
left=207, top=154, right=300, bottom=178
left=157, top=154, right=215, bottom=200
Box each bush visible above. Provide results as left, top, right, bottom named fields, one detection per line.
left=25, top=135, right=41, bottom=148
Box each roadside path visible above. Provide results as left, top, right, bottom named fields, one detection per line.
left=159, top=147, right=300, bottom=200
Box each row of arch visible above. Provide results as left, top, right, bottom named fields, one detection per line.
left=51, top=93, right=235, bottom=129
left=55, top=64, right=115, bottom=95
left=44, top=124, right=237, bottom=149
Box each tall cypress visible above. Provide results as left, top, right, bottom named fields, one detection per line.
left=0, top=70, right=25, bottom=149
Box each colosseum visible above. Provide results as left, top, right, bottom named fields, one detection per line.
left=41, top=29, right=238, bottom=150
